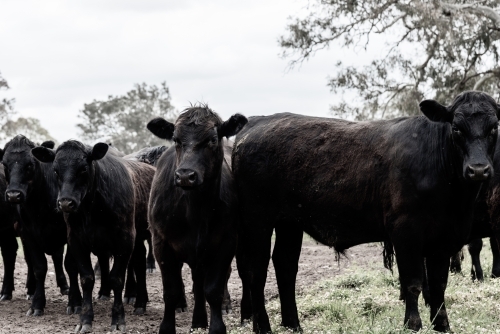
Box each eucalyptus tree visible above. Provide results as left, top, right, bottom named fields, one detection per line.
left=280, top=1, right=500, bottom=120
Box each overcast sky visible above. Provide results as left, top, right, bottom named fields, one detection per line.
left=0, top=0, right=353, bottom=143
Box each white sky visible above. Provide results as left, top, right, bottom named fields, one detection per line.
left=0, top=0, right=356, bottom=143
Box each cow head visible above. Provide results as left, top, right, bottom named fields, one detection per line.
left=420, top=91, right=500, bottom=182
left=147, top=105, right=247, bottom=190
left=0, top=135, right=44, bottom=203
left=31, top=140, right=108, bottom=213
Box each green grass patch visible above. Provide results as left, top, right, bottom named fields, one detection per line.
left=228, top=239, right=500, bottom=333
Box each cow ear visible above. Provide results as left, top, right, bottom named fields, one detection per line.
left=419, top=100, right=453, bottom=123
left=218, top=114, right=248, bottom=138
left=31, top=147, right=56, bottom=163
left=41, top=141, right=55, bottom=149
left=0, top=148, right=4, bottom=162
left=90, top=143, right=108, bottom=161
left=147, top=117, right=174, bottom=140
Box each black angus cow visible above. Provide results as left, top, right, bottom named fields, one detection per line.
left=124, top=145, right=169, bottom=274
left=232, top=91, right=500, bottom=333
left=147, top=105, right=247, bottom=334
left=0, top=163, right=18, bottom=301
left=32, top=140, right=155, bottom=333
left=0, top=136, right=74, bottom=316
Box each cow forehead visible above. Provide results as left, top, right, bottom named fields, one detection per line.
left=175, top=123, right=217, bottom=138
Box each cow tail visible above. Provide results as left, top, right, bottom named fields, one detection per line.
left=383, top=239, right=395, bottom=274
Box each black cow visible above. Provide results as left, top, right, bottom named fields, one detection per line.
left=0, top=164, right=18, bottom=301
left=232, top=91, right=500, bottom=332
left=0, top=136, right=74, bottom=316
left=147, top=105, right=247, bottom=334
left=124, top=145, right=169, bottom=274
left=32, top=140, right=155, bottom=333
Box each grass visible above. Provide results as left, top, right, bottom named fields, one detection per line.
left=226, top=238, right=500, bottom=334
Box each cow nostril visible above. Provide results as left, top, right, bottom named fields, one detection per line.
left=484, top=165, right=491, bottom=175
left=466, top=165, right=475, bottom=176
left=188, top=172, right=196, bottom=182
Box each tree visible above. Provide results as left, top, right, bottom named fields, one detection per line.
left=0, top=72, right=15, bottom=123
left=78, top=82, right=178, bottom=154
left=1, top=117, right=57, bottom=145
left=280, top=1, right=500, bottom=120
left=0, top=73, right=56, bottom=146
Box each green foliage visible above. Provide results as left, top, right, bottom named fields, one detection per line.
left=1, top=117, right=57, bottom=146
left=77, top=82, right=178, bottom=154
left=280, top=1, right=500, bottom=120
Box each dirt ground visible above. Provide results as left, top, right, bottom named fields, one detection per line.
left=0, top=239, right=384, bottom=333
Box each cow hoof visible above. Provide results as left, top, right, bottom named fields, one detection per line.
left=97, top=294, right=110, bottom=301
left=67, top=306, right=82, bottom=315
left=61, top=288, right=70, bottom=295
left=111, top=324, right=126, bottom=332
left=133, top=307, right=145, bottom=315
left=124, top=297, right=136, bottom=305
left=241, top=319, right=251, bottom=327
left=26, top=308, right=43, bottom=316
left=26, top=294, right=34, bottom=300
left=0, top=294, right=12, bottom=301
left=75, top=323, right=92, bottom=333
left=175, top=307, right=188, bottom=313
left=222, top=304, right=232, bottom=315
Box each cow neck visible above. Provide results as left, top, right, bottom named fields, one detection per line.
left=438, top=122, right=460, bottom=181
left=185, top=171, right=222, bottom=215
left=28, top=160, right=53, bottom=209
left=80, top=160, right=99, bottom=220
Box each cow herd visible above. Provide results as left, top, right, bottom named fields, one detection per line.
left=0, top=91, right=499, bottom=333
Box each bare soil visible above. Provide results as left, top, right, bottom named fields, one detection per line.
left=0, top=239, right=384, bottom=333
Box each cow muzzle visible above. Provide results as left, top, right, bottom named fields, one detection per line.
left=5, top=190, right=24, bottom=204
left=465, top=164, right=492, bottom=181
left=174, top=168, right=201, bottom=189
left=58, top=198, right=78, bottom=213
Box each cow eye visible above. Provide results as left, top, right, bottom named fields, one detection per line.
left=452, top=126, right=461, bottom=135
left=53, top=169, right=59, bottom=176
left=210, top=137, right=217, bottom=145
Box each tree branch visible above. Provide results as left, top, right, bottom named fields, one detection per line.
left=440, top=2, right=500, bottom=26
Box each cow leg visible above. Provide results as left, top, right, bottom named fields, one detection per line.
left=422, top=259, right=431, bottom=306
left=51, top=246, right=70, bottom=295
left=236, top=246, right=252, bottom=324
left=393, top=233, right=424, bottom=332
left=449, top=249, right=463, bottom=274
left=156, top=242, right=184, bottom=334
left=97, top=254, right=111, bottom=300
left=123, top=259, right=137, bottom=305
left=191, top=269, right=208, bottom=330
left=25, top=243, right=48, bottom=316
left=176, top=263, right=188, bottom=312
left=468, top=238, right=484, bottom=281
left=64, top=249, right=82, bottom=315
left=108, top=259, right=129, bottom=331
left=426, top=254, right=451, bottom=332
left=0, top=228, right=18, bottom=301
left=146, top=237, right=156, bottom=273
left=73, top=246, right=95, bottom=333
left=21, top=238, right=36, bottom=299
left=247, top=227, right=274, bottom=333
left=131, top=239, right=148, bottom=315
left=490, top=237, right=500, bottom=278
left=94, top=260, right=101, bottom=279
left=221, top=267, right=232, bottom=314
left=204, top=239, right=236, bottom=334
left=272, top=225, right=303, bottom=331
